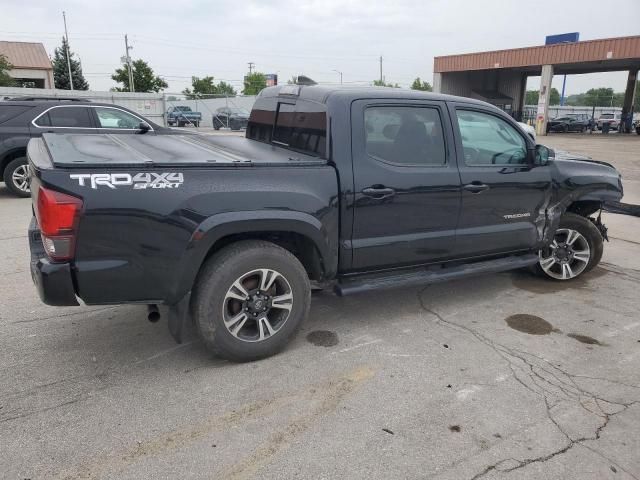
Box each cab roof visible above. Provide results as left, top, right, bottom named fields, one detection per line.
left=259, top=84, right=491, bottom=107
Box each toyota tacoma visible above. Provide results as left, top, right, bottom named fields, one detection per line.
left=27, top=85, right=623, bottom=361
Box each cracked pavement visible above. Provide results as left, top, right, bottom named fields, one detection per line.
left=1, top=134, right=639, bottom=479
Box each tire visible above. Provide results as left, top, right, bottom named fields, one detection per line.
left=562, top=124, right=569, bottom=133
left=194, top=121, right=200, bottom=128
left=192, top=240, right=311, bottom=362
left=534, top=212, right=603, bottom=281
left=3, top=157, right=30, bottom=197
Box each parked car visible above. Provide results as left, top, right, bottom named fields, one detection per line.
left=0, top=98, right=173, bottom=197
left=167, top=106, right=202, bottom=127
left=27, top=85, right=622, bottom=361
left=546, top=114, right=589, bottom=133
left=213, top=107, right=250, bottom=130
left=597, top=113, right=621, bottom=130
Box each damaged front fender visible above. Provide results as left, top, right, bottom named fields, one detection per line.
left=536, top=154, right=623, bottom=247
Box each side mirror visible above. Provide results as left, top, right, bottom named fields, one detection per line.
left=534, top=144, right=553, bottom=165
left=138, top=122, right=151, bottom=133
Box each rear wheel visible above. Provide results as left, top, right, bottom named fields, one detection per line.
left=562, top=124, right=569, bottom=133
left=192, top=240, right=310, bottom=361
left=3, top=157, right=30, bottom=197
left=534, top=213, right=603, bottom=280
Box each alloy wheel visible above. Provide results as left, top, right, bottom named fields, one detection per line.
left=538, top=228, right=591, bottom=280
left=222, top=268, right=293, bottom=342
left=12, top=164, right=30, bottom=193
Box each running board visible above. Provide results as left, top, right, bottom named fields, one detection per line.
left=335, top=254, right=538, bottom=296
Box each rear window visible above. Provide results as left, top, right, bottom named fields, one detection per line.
left=0, top=105, right=32, bottom=124
left=247, top=98, right=327, bottom=158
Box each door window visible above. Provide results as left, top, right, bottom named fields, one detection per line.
left=35, top=106, right=93, bottom=128
left=95, top=107, right=142, bottom=129
left=364, top=106, right=446, bottom=166
left=456, top=110, right=527, bottom=166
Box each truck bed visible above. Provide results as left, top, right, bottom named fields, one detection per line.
left=32, top=133, right=326, bottom=169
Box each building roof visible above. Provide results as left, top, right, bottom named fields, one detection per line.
left=0, top=41, right=52, bottom=70
left=434, top=35, right=640, bottom=73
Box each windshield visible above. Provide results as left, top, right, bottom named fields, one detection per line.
left=229, top=108, right=249, bottom=115
left=175, top=106, right=192, bottom=112
left=600, top=113, right=614, bottom=119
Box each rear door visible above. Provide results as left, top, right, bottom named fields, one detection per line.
left=350, top=99, right=461, bottom=271
left=30, top=105, right=97, bottom=135
left=449, top=103, right=552, bottom=258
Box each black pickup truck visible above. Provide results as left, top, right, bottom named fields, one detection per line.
left=28, top=85, right=623, bottom=361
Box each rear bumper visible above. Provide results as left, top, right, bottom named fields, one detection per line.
left=29, top=218, right=78, bottom=306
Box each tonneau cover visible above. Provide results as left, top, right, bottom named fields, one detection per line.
left=40, top=133, right=326, bottom=168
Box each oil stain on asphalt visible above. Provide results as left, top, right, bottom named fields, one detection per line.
left=306, top=330, right=339, bottom=347
left=505, top=314, right=557, bottom=335
left=505, top=315, right=605, bottom=346
left=567, top=333, right=604, bottom=345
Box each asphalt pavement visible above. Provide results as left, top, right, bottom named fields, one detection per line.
left=1, top=133, right=639, bottom=479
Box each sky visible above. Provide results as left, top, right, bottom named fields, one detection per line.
left=1, top=0, right=639, bottom=95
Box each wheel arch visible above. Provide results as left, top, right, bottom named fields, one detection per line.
left=565, top=199, right=602, bottom=218
left=1, top=148, right=28, bottom=177
left=169, top=211, right=337, bottom=304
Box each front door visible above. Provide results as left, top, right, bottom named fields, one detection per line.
left=449, top=104, right=552, bottom=258
left=350, top=100, right=461, bottom=271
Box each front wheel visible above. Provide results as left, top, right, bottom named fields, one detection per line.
left=534, top=213, right=603, bottom=280
left=3, top=157, right=30, bottom=197
left=192, top=240, right=311, bottom=361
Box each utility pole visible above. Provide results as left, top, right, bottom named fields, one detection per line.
left=379, top=56, right=383, bottom=84
left=248, top=62, right=255, bottom=74
left=124, top=34, right=134, bottom=92
left=62, top=11, right=74, bottom=90
left=332, top=69, right=343, bottom=84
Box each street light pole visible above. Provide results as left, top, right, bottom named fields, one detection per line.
left=332, top=69, right=343, bottom=84
left=62, top=11, right=74, bottom=90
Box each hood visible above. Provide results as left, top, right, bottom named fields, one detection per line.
left=548, top=148, right=623, bottom=203
left=551, top=149, right=616, bottom=169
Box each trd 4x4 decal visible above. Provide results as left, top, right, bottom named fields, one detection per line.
left=70, top=173, right=184, bottom=190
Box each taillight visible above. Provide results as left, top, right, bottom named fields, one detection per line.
left=35, top=186, right=83, bottom=261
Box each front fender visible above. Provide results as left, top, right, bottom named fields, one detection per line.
left=168, top=210, right=337, bottom=303
left=541, top=158, right=624, bottom=245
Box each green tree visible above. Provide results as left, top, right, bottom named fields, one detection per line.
left=373, top=79, right=400, bottom=88
left=52, top=37, right=89, bottom=90
left=111, top=59, right=168, bottom=93
left=182, top=76, right=236, bottom=98
left=287, top=75, right=298, bottom=85
left=524, top=88, right=560, bottom=105
left=525, top=90, right=539, bottom=105
left=0, top=54, right=14, bottom=87
left=242, top=72, right=267, bottom=95
left=410, top=77, right=432, bottom=91
left=583, top=87, right=615, bottom=107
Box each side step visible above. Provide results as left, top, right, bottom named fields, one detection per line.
left=335, top=254, right=538, bottom=296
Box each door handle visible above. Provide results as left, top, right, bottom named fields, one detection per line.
left=362, top=186, right=396, bottom=199
left=463, top=182, right=490, bottom=194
